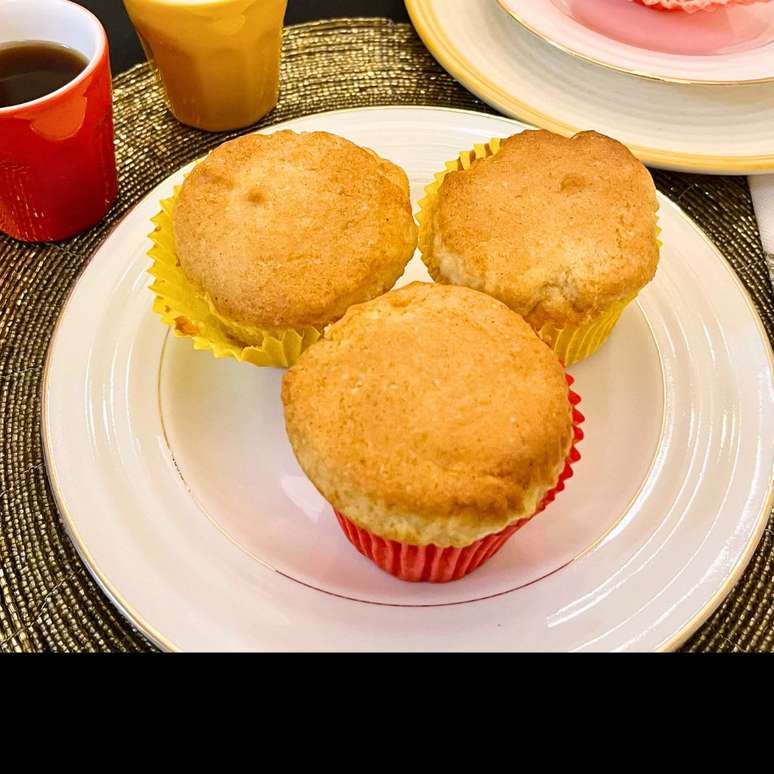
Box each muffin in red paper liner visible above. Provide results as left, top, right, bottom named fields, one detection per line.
left=282, top=282, right=583, bottom=583
left=632, top=0, right=771, bottom=12
left=334, top=384, right=583, bottom=583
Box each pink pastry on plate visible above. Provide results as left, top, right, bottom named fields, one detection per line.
left=633, top=0, right=771, bottom=12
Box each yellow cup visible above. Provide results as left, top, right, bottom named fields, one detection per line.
left=123, top=0, right=287, bottom=131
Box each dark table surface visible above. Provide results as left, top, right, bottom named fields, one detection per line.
left=78, top=0, right=410, bottom=75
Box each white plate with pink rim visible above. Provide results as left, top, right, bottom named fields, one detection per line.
left=497, top=0, right=774, bottom=85
left=42, top=107, right=774, bottom=652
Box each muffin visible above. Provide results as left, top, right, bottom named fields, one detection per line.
left=418, top=130, right=660, bottom=365
left=148, top=130, right=418, bottom=368
left=282, top=282, right=584, bottom=583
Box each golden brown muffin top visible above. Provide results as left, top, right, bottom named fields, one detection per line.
left=172, top=131, right=418, bottom=330
left=424, top=130, right=659, bottom=329
left=282, top=282, right=574, bottom=547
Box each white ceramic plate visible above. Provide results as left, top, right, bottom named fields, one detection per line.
left=405, top=0, right=774, bottom=173
left=498, top=0, right=774, bottom=85
left=43, top=107, right=774, bottom=652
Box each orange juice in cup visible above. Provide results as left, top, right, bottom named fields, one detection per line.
left=122, top=0, right=287, bottom=131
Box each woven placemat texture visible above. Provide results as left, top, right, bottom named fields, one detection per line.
left=1, top=19, right=772, bottom=653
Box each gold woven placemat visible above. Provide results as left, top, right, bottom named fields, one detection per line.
left=1, top=19, right=772, bottom=652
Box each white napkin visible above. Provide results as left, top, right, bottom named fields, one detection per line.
left=749, top=175, right=774, bottom=286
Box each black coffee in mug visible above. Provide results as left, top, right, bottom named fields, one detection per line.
left=0, top=40, right=88, bottom=108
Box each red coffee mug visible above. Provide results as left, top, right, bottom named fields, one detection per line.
left=0, top=0, right=117, bottom=242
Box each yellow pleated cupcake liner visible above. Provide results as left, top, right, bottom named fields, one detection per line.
left=147, top=185, right=322, bottom=368
left=534, top=293, right=637, bottom=366
left=417, top=138, right=661, bottom=366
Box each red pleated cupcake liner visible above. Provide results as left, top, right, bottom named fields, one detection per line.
left=333, top=373, right=584, bottom=583
left=632, top=0, right=770, bottom=12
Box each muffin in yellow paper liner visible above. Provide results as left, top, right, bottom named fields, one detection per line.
left=417, top=137, right=661, bottom=367
left=147, top=185, right=322, bottom=369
